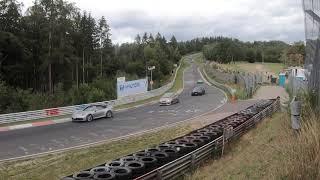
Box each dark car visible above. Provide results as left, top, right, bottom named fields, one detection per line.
left=191, top=86, right=205, bottom=96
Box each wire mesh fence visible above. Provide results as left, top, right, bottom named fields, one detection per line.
left=204, top=62, right=263, bottom=98
left=303, top=0, right=320, bottom=105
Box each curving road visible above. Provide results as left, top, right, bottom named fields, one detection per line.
left=0, top=55, right=226, bottom=161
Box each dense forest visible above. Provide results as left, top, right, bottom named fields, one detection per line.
left=0, top=0, right=181, bottom=113
left=0, top=0, right=305, bottom=114
left=200, top=37, right=305, bottom=64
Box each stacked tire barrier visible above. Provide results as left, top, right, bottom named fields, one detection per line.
left=62, top=97, right=280, bottom=180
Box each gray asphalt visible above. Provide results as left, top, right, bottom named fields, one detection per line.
left=0, top=56, right=226, bottom=160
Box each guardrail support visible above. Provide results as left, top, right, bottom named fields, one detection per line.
left=190, top=154, right=196, bottom=169
left=290, top=96, right=301, bottom=136
left=156, top=169, right=162, bottom=180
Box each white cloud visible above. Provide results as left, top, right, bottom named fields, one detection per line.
left=20, top=0, right=305, bottom=44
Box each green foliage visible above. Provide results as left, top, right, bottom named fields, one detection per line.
left=196, top=37, right=293, bottom=64
left=88, top=88, right=105, bottom=102
left=246, top=49, right=256, bottom=63
left=0, top=0, right=183, bottom=113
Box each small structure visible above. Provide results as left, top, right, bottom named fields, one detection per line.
left=279, top=73, right=286, bottom=87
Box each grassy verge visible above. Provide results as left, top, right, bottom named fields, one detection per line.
left=218, top=62, right=284, bottom=75
left=0, top=125, right=193, bottom=180
left=198, top=54, right=248, bottom=100
left=185, top=112, right=288, bottom=180
left=168, top=57, right=189, bottom=92
left=227, top=83, right=248, bottom=100
left=186, top=98, right=320, bottom=180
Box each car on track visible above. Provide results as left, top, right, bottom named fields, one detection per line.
left=159, top=92, right=179, bottom=106
left=72, top=103, right=113, bottom=122
left=191, top=86, right=205, bottom=96
left=197, top=79, right=204, bottom=84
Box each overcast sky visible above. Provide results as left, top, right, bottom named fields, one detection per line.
left=20, top=0, right=305, bottom=44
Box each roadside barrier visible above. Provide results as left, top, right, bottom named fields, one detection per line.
left=62, top=97, right=280, bottom=180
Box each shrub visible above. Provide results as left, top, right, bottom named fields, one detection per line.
left=88, top=88, right=105, bottom=102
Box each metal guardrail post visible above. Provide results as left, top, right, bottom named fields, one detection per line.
left=156, top=169, right=162, bottom=180
left=190, top=154, right=196, bottom=169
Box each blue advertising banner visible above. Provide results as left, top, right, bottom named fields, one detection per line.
left=117, top=79, right=148, bottom=98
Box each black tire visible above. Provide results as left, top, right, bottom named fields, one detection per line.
left=133, top=151, right=148, bottom=158
left=110, top=167, right=132, bottom=180
left=191, top=138, right=205, bottom=147
left=86, top=114, right=93, bottom=122
left=62, top=177, right=76, bottom=180
left=162, top=148, right=177, bottom=161
left=172, top=144, right=187, bottom=156
left=90, top=166, right=110, bottom=175
left=165, top=141, right=178, bottom=146
left=175, top=138, right=189, bottom=144
left=138, top=156, right=158, bottom=170
left=94, top=172, right=116, bottom=180
left=157, top=144, right=171, bottom=150
left=106, top=161, right=124, bottom=168
left=124, top=161, right=145, bottom=177
left=106, top=111, right=113, bottom=118
left=145, top=148, right=160, bottom=154
left=184, top=135, right=197, bottom=142
left=73, top=171, right=93, bottom=180
left=183, top=143, right=198, bottom=153
left=151, top=151, right=170, bottom=165
left=120, top=156, right=137, bottom=162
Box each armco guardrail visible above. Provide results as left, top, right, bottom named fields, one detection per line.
left=0, top=61, right=182, bottom=125
left=62, top=97, right=280, bottom=180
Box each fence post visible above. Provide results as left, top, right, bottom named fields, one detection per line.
left=290, top=96, right=301, bottom=136
left=156, top=169, right=162, bottom=180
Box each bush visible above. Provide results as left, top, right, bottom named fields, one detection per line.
left=69, top=84, right=92, bottom=105
left=88, top=88, right=105, bottom=102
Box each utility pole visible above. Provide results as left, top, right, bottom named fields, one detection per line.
left=148, top=66, right=155, bottom=90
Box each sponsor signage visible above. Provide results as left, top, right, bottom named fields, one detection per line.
left=148, top=66, right=155, bottom=70
left=117, top=77, right=125, bottom=82
left=117, top=79, right=148, bottom=98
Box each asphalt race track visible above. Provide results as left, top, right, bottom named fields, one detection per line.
left=0, top=55, right=226, bottom=160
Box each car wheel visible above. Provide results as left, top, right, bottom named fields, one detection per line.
left=86, top=114, right=93, bottom=122
left=106, top=111, right=113, bottom=118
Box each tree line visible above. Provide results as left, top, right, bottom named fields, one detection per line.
left=0, top=0, right=181, bottom=113
left=0, top=0, right=305, bottom=114
left=199, top=37, right=305, bottom=64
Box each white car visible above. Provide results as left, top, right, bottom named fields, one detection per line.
left=159, top=93, right=179, bottom=106
left=72, top=103, right=113, bottom=122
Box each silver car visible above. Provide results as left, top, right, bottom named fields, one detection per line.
left=159, top=92, right=179, bottom=106
left=72, top=103, right=113, bottom=122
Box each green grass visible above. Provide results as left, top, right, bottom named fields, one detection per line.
left=184, top=112, right=288, bottom=180
left=0, top=124, right=193, bottom=180
left=228, top=83, right=249, bottom=100
left=168, top=57, right=189, bottom=92
left=264, top=63, right=284, bottom=75
left=219, top=62, right=284, bottom=75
